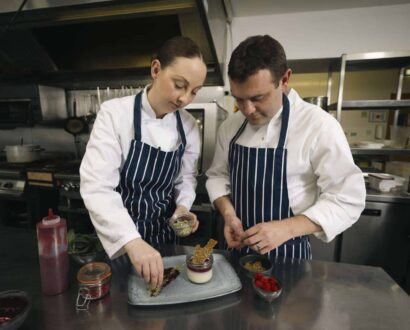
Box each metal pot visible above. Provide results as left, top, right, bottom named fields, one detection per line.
left=4, top=144, right=43, bottom=163
left=303, top=96, right=328, bottom=111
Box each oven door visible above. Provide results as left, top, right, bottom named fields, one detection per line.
left=0, top=99, right=34, bottom=128
left=184, top=102, right=228, bottom=175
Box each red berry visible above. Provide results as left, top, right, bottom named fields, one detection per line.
left=255, top=280, right=263, bottom=288
left=255, top=273, right=263, bottom=280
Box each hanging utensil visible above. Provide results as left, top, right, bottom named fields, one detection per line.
left=64, top=98, right=88, bottom=135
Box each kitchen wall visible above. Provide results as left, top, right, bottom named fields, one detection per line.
left=231, top=3, right=410, bottom=59
left=224, top=2, right=410, bottom=143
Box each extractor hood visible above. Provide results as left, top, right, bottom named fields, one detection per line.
left=0, top=0, right=227, bottom=87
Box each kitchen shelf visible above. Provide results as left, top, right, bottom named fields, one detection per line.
left=328, top=100, right=410, bottom=110
left=351, top=148, right=410, bottom=156
left=331, top=51, right=410, bottom=122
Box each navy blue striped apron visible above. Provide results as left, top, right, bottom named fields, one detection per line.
left=229, top=93, right=311, bottom=260
left=112, top=92, right=186, bottom=268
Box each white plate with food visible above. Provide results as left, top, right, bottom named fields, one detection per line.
left=128, top=253, right=242, bottom=305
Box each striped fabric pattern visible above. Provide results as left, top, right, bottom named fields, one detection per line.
left=228, top=94, right=311, bottom=260
left=116, top=92, right=186, bottom=247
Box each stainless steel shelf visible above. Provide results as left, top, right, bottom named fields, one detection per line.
left=329, top=100, right=410, bottom=110
left=351, top=148, right=410, bottom=156
left=332, top=51, right=410, bottom=122
left=345, top=51, right=410, bottom=61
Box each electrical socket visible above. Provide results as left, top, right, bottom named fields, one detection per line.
left=369, top=111, right=387, bottom=122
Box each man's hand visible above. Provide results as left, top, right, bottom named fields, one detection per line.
left=242, top=215, right=322, bottom=254
left=172, top=205, right=199, bottom=233
left=224, top=214, right=246, bottom=249
left=124, top=238, right=164, bottom=289
left=242, top=221, right=292, bottom=255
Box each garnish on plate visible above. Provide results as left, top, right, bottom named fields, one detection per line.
left=192, top=239, right=218, bottom=264
left=149, top=267, right=180, bottom=297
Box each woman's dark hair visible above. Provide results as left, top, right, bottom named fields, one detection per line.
left=228, top=35, right=288, bottom=86
left=152, top=36, right=204, bottom=68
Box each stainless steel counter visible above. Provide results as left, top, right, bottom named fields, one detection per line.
left=1, top=227, right=410, bottom=330
left=366, top=188, right=410, bottom=203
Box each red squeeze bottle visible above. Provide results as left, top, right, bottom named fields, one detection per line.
left=36, top=208, right=69, bottom=295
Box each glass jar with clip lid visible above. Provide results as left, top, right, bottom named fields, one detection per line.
left=76, top=262, right=111, bottom=310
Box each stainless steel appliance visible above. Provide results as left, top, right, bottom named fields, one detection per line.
left=0, top=84, right=67, bottom=128
left=0, top=157, right=73, bottom=227
left=184, top=102, right=228, bottom=207
left=0, top=162, right=30, bottom=227
left=185, top=102, right=228, bottom=175
left=340, top=200, right=410, bottom=293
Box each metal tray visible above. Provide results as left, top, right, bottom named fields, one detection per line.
left=128, top=253, right=242, bottom=305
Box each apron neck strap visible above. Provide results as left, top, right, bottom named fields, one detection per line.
left=277, top=93, right=290, bottom=149
left=175, top=111, right=186, bottom=146
left=133, top=91, right=186, bottom=146
left=230, top=93, right=291, bottom=148
left=133, top=92, right=143, bottom=141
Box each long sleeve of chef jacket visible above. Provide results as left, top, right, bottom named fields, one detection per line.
left=206, top=88, right=366, bottom=243
left=80, top=91, right=200, bottom=259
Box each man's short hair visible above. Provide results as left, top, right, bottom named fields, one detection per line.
left=228, top=35, right=288, bottom=86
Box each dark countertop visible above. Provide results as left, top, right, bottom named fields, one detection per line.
left=1, top=227, right=410, bottom=330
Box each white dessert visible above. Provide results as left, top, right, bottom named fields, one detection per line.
left=187, top=267, right=213, bottom=284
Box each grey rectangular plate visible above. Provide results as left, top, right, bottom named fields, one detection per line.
left=128, top=253, right=242, bottom=305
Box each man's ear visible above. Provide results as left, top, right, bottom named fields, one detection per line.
left=151, top=59, right=161, bottom=79
left=281, top=69, right=292, bottom=89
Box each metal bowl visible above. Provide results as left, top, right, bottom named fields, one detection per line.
left=0, top=290, right=31, bottom=330
left=239, top=254, right=272, bottom=279
left=252, top=276, right=282, bottom=303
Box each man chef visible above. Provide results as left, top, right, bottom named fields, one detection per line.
left=206, top=35, right=366, bottom=260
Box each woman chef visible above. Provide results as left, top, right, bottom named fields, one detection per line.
left=80, top=36, right=207, bottom=289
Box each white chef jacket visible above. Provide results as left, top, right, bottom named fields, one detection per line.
left=80, top=87, right=200, bottom=258
left=206, top=88, right=366, bottom=243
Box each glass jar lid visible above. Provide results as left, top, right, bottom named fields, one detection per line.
left=77, top=262, right=111, bottom=284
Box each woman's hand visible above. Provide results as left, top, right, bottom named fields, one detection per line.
left=173, top=205, right=199, bottom=233
left=124, top=238, right=164, bottom=289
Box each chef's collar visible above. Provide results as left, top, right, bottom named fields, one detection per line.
left=141, top=85, right=159, bottom=119
left=247, top=105, right=283, bottom=129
